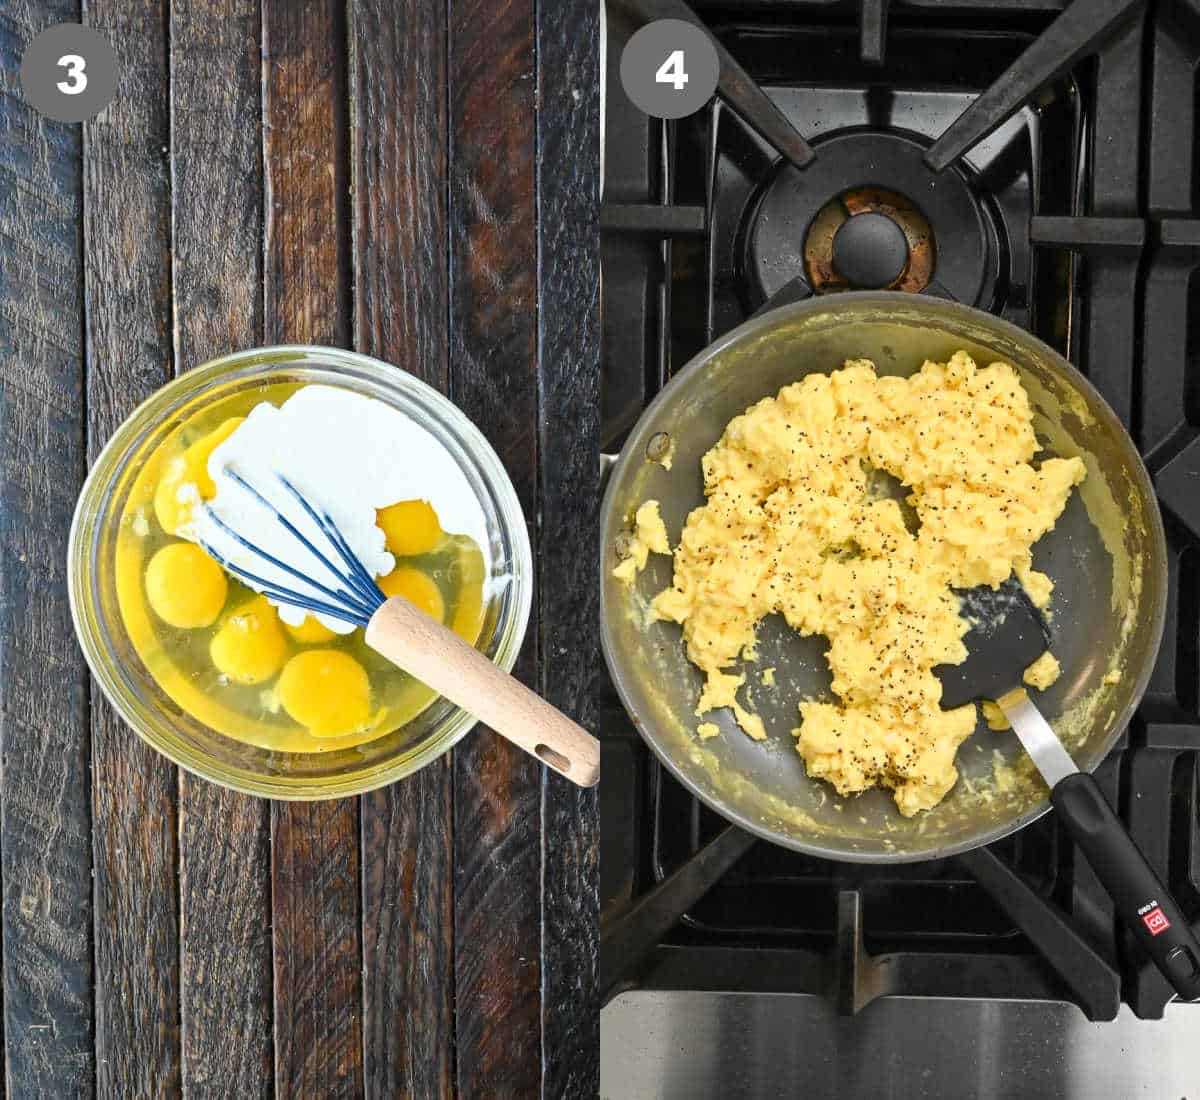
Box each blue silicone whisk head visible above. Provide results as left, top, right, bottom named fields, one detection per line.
left=198, top=469, right=387, bottom=630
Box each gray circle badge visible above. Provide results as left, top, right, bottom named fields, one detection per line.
left=20, top=24, right=118, bottom=123
left=619, top=19, right=720, bottom=120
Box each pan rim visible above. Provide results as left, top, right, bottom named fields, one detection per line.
left=599, top=290, right=1169, bottom=864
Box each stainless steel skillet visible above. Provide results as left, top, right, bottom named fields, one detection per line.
left=600, top=293, right=1167, bottom=864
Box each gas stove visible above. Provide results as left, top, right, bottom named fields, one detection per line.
left=599, top=0, right=1200, bottom=1051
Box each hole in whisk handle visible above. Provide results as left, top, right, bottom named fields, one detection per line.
left=535, top=743, right=572, bottom=774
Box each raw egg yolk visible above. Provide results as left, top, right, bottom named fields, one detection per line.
left=377, top=499, right=442, bottom=556
left=276, top=650, right=371, bottom=736
left=210, top=596, right=289, bottom=685
left=284, top=615, right=337, bottom=644
left=378, top=566, right=445, bottom=621
left=144, top=542, right=227, bottom=628
left=154, top=416, right=244, bottom=534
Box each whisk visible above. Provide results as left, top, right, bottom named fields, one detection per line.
left=199, top=470, right=600, bottom=787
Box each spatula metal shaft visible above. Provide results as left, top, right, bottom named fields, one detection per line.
left=996, top=687, right=1079, bottom=788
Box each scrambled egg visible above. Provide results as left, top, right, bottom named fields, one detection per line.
left=629, top=351, right=1085, bottom=816
left=1023, top=651, right=1061, bottom=690
left=978, top=652, right=1065, bottom=732
left=981, top=700, right=1010, bottom=731
left=612, top=500, right=671, bottom=582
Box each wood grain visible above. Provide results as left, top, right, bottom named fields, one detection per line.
left=262, top=1, right=363, bottom=1095
left=358, top=767, right=453, bottom=1100
left=0, top=3, right=94, bottom=1096
left=171, top=0, right=264, bottom=360
left=263, top=0, right=351, bottom=351
left=348, top=1, right=455, bottom=1095
left=177, top=785, right=272, bottom=1097
left=170, top=6, right=273, bottom=1094
left=350, top=0, right=449, bottom=392
left=536, top=0, right=602, bottom=1093
left=1, top=0, right=599, bottom=1090
left=82, top=2, right=182, bottom=1096
left=271, top=801, right=362, bottom=1097
left=448, top=0, right=544, bottom=1093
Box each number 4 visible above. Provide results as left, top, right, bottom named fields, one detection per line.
left=655, top=50, right=688, bottom=92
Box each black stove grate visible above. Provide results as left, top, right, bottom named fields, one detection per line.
left=601, top=0, right=1200, bottom=1021
left=677, top=24, right=1082, bottom=335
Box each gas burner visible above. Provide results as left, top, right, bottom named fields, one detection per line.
left=810, top=189, right=934, bottom=293
left=743, top=130, right=1001, bottom=307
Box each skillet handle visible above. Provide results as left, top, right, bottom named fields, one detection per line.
left=1051, top=772, right=1200, bottom=1001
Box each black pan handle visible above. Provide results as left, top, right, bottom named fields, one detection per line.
left=1051, top=772, right=1200, bottom=1001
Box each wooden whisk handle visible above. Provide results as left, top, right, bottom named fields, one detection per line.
left=365, top=597, right=600, bottom=788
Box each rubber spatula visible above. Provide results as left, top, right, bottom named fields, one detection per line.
left=935, top=577, right=1200, bottom=1001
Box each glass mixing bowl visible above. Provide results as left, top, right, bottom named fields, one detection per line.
left=69, top=345, right=532, bottom=799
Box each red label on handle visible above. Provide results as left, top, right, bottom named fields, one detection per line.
left=1142, top=907, right=1171, bottom=936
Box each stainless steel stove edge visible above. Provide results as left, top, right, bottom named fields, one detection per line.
left=601, top=991, right=1200, bottom=1099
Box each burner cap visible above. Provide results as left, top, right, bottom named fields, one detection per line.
left=831, top=212, right=909, bottom=288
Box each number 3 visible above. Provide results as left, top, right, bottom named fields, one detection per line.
left=655, top=50, right=688, bottom=91
left=57, top=54, right=87, bottom=95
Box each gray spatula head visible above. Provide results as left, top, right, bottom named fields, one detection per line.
left=934, top=576, right=1051, bottom=709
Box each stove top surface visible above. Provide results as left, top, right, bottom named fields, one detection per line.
left=601, top=0, right=1200, bottom=1025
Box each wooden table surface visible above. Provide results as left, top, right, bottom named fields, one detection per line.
left=0, top=1, right=598, bottom=1096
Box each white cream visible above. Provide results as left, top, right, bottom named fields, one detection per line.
left=191, top=384, right=489, bottom=633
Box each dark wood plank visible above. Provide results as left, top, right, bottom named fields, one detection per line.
left=171, top=0, right=265, bottom=359
left=270, top=801, right=361, bottom=1098
left=82, top=3, right=182, bottom=1096
left=0, top=3, right=94, bottom=1095
left=358, top=763, right=453, bottom=1100
left=448, top=1, right=543, bottom=1094
left=350, top=0, right=450, bottom=393
left=178, top=785, right=272, bottom=1097
left=262, top=2, right=362, bottom=1095
left=348, top=2, right=455, bottom=1097
left=170, top=2, right=273, bottom=1095
left=263, top=0, right=351, bottom=351
left=535, top=2, right=601, bottom=1095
